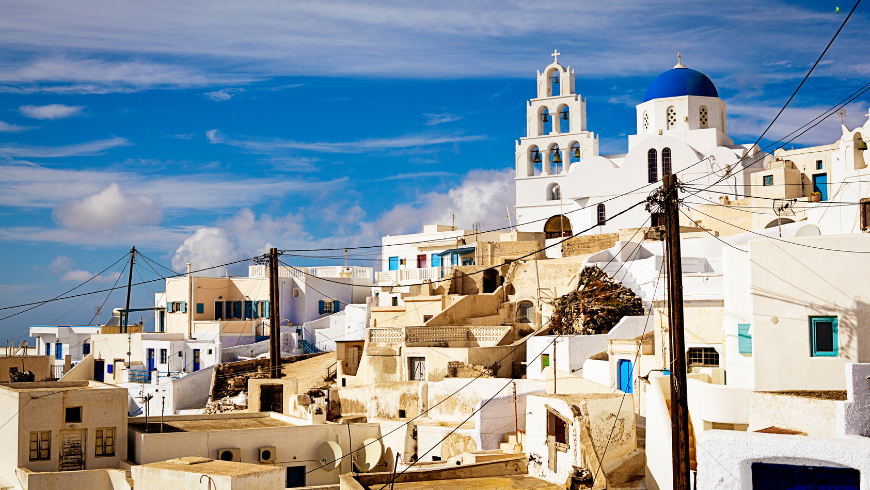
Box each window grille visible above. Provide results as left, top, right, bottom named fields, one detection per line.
left=700, top=106, right=708, bottom=128
left=648, top=149, right=658, bottom=183
left=667, top=107, right=677, bottom=129
left=687, top=347, right=719, bottom=366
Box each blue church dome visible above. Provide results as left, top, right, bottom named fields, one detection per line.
left=643, top=66, right=719, bottom=103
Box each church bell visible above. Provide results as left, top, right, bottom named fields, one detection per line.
left=561, top=111, right=568, bottom=120
left=533, top=150, right=542, bottom=164
left=858, top=139, right=868, bottom=150
left=552, top=150, right=562, bottom=164
left=542, top=114, right=549, bottom=123
left=573, top=147, right=581, bottom=158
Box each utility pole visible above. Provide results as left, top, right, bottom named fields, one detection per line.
left=268, top=248, right=281, bottom=379
left=123, top=247, right=136, bottom=334
left=662, top=173, right=690, bottom=490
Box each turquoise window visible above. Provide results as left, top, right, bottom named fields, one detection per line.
left=388, top=257, right=399, bottom=271
left=763, top=175, right=773, bottom=186
left=810, top=316, right=838, bottom=357
left=738, top=324, right=752, bottom=354
left=196, top=303, right=204, bottom=314
left=431, top=254, right=441, bottom=267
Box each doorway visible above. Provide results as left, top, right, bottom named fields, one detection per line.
left=617, top=359, right=633, bottom=394
left=146, top=349, right=155, bottom=372
left=752, top=462, right=858, bottom=489
left=813, top=173, right=828, bottom=201
left=59, top=430, right=85, bottom=471
left=408, top=357, right=426, bottom=381
left=260, top=384, right=283, bottom=413
left=94, top=360, right=105, bottom=382
left=482, top=269, right=498, bottom=294
left=193, top=349, right=201, bottom=371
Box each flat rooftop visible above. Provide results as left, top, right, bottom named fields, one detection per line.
left=0, top=380, right=117, bottom=393
left=130, top=416, right=293, bottom=433
left=140, top=458, right=280, bottom=477
left=392, top=475, right=562, bottom=490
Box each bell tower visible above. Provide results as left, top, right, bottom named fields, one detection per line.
left=515, top=52, right=598, bottom=178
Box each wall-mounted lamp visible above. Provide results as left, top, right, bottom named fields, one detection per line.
left=638, top=368, right=670, bottom=385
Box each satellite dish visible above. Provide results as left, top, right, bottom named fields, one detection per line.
left=316, top=441, right=343, bottom=471
left=355, top=438, right=383, bottom=473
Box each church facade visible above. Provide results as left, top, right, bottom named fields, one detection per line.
left=514, top=53, right=772, bottom=241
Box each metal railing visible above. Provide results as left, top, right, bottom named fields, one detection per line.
left=51, top=365, right=64, bottom=379
left=128, top=370, right=152, bottom=384
left=299, top=339, right=320, bottom=355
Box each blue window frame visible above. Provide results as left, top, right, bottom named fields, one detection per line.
left=816, top=160, right=824, bottom=170
left=738, top=324, right=752, bottom=354
left=810, top=316, right=838, bottom=357
left=388, top=257, right=399, bottom=271
left=45, top=343, right=50, bottom=356
left=431, top=254, right=441, bottom=267
left=763, top=175, right=773, bottom=186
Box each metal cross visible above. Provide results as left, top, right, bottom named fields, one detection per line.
left=551, top=50, right=560, bottom=63
left=839, top=108, right=847, bottom=125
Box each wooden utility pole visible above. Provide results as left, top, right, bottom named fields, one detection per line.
left=123, top=247, right=136, bottom=334
left=662, top=174, right=690, bottom=490
left=268, top=248, right=281, bottom=379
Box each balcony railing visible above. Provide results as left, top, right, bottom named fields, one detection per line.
left=129, top=370, right=152, bottom=384
left=376, top=267, right=447, bottom=285
left=368, top=325, right=511, bottom=345
left=249, top=265, right=372, bottom=280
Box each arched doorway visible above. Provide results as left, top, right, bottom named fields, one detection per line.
left=544, top=215, right=572, bottom=239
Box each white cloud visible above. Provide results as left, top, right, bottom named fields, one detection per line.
left=171, top=227, right=242, bottom=276
left=423, top=113, right=462, bottom=125
left=53, top=182, right=162, bottom=232
left=0, top=136, right=129, bottom=158
left=728, top=101, right=870, bottom=147
left=60, top=269, right=122, bottom=282
left=208, top=129, right=486, bottom=154
left=0, top=120, right=30, bottom=132
left=203, top=88, right=244, bottom=101
left=19, top=104, right=84, bottom=120
left=48, top=255, right=74, bottom=272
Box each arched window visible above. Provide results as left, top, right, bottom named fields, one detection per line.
left=560, top=106, right=570, bottom=133
left=551, top=145, right=562, bottom=174
left=544, top=215, right=571, bottom=239
left=597, top=204, right=606, bottom=226
left=530, top=145, right=542, bottom=175
left=667, top=106, right=677, bottom=129
left=542, top=108, right=552, bottom=135
left=570, top=143, right=581, bottom=164
left=648, top=149, right=658, bottom=183
left=548, top=184, right=561, bottom=201
left=550, top=71, right=560, bottom=96
left=700, top=106, right=708, bottom=129
left=643, top=111, right=649, bottom=133
left=662, top=147, right=672, bottom=176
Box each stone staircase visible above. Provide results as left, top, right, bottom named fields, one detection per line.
left=499, top=430, right=525, bottom=453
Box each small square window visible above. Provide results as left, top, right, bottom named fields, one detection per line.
left=29, top=431, right=50, bottom=460
left=816, top=160, right=824, bottom=170
left=763, top=175, right=774, bottom=186
left=392, top=297, right=399, bottom=307
left=65, top=407, right=82, bottom=424
left=398, top=409, right=406, bottom=418
left=811, top=316, right=838, bottom=357
left=541, top=353, right=550, bottom=370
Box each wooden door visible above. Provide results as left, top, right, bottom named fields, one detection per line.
left=59, top=430, right=85, bottom=471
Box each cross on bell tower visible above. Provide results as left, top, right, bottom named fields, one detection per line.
left=551, top=50, right=560, bottom=63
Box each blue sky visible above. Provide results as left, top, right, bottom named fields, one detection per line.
left=0, top=0, right=868, bottom=338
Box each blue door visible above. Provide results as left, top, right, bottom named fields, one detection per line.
left=752, top=462, right=859, bottom=489
left=193, top=349, right=201, bottom=371
left=147, top=349, right=155, bottom=371
left=617, top=359, right=633, bottom=394
left=94, top=360, right=105, bottom=382
left=55, top=342, right=62, bottom=360
left=813, top=173, right=828, bottom=201
left=388, top=257, right=399, bottom=271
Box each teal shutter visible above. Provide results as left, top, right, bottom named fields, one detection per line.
left=738, top=324, right=752, bottom=354
left=253, top=301, right=259, bottom=319
left=431, top=254, right=441, bottom=267
left=166, top=302, right=173, bottom=313
left=318, top=300, right=325, bottom=314
left=196, top=303, right=204, bottom=314
left=264, top=300, right=270, bottom=318
left=181, top=302, right=187, bottom=313
left=333, top=300, right=340, bottom=312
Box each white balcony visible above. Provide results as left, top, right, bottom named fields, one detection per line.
left=376, top=267, right=446, bottom=285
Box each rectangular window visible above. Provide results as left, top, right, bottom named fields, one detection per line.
left=83, top=343, right=91, bottom=356
left=388, top=256, right=399, bottom=271
left=196, top=303, right=204, bottom=314
left=417, top=254, right=427, bottom=269
left=391, top=297, right=399, bottom=307
left=431, top=254, right=441, bottom=267
left=687, top=347, right=720, bottom=367
left=811, top=316, right=838, bottom=357
left=860, top=198, right=870, bottom=232
left=95, top=428, right=115, bottom=457
left=816, top=160, right=824, bottom=170
left=160, top=349, right=168, bottom=364
left=29, top=431, right=50, bottom=460
left=763, top=175, right=773, bottom=186
left=738, top=324, right=752, bottom=354
left=322, top=301, right=334, bottom=314
left=215, top=301, right=223, bottom=320
left=65, top=406, right=82, bottom=423
left=541, top=353, right=550, bottom=370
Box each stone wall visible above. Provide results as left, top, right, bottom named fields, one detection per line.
left=561, top=233, right=619, bottom=257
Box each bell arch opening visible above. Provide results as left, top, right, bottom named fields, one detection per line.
left=544, top=215, right=572, bottom=239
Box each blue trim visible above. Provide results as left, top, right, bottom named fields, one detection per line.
left=811, top=316, right=838, bottom=357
